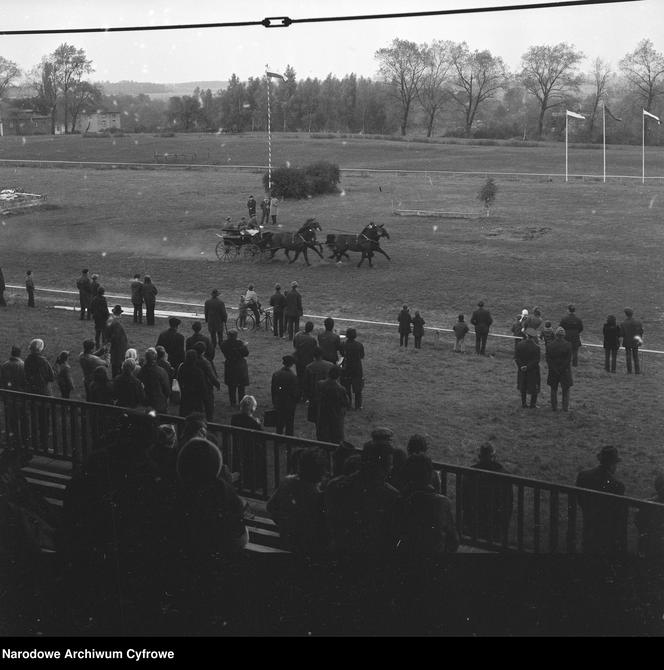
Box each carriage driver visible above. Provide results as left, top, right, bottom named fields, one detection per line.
left=245, top=284, right=261, bottom=324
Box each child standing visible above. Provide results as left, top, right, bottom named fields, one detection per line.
left=412, top=310, right=425, bottom=349
left=55, top=351, right=74, bottom=399
left=25, top=270, right=35, bottom=307
left=453, top=314, right=469, bottom=353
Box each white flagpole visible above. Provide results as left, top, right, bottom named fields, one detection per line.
left=603, top=101, right=606, bottom=183
left=266, top=65, right=273, bottom=192
left=642, top=110, right=645, bottom=185
left=565, top=114, right=568, bottom=183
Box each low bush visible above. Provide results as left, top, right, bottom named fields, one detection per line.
left=263, top=160, right=340, bottom=199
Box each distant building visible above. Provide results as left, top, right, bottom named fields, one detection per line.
left=0, top=105, right=51, bottom=136
left=76, top=111, right=122, bottom=133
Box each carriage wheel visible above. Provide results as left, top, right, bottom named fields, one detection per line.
left=217, top=242, right=236, bottom=261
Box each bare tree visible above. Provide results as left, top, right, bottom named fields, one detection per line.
left=450, top=43, right=507, bottom=138
left=52, top=44, right=94, bottom=133
left=416, top=40, right=453, bottom=138
left=619, top=38, right=664, bottom=112
left=0, top=56, right=21, bottom=99
left=587, top=58, right=612, bottom=136
left=31, top=59, right=59, bottom=134
left=375, top=38, right=427, bottom=135
left=520, top=42, right=584, bottom=139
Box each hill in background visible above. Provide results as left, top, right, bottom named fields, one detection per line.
left=96, top=80, right=228, bottom=98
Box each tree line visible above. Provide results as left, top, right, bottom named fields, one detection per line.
left=0, top=37, right=662, bottom=144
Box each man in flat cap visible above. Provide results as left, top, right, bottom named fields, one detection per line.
left=156, top=316, right=186, bottom=373
left=559, top=304, right=583, bottom=367
left=204, top=288, right=227, bottom=357
left=575, top=446, right=626, bottom=555
left=546, top=327, right=573, bottom=411
left=470, top=300, right=493, bottom=356
left=620, top=308, right=644, bottom=374
left=515, top=328, right=541, bottom=409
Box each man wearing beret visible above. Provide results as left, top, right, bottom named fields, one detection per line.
left=559, top=304, right=583, bottom=367
left=546, top=327, right=573, bottom=411
left=470, top=300, right=493, bottom=356
left=620, top=308, right=644, bottom=374
left=156, top=317, right=186, bottom=373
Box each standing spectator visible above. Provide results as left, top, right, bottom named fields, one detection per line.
left=293, top=321, right=317, bottom=394
left=602, top=315, right=621, bottom=373
left=0, top=345, right=28, bottom=443
left=620, top=307, right=644, bottom=375
left=0, top=265, right=6, bottom=307
left=540, top=320, right=556, bottom=350
left=559, top=304, right=583, bottom=367
left=341, top=327, right=364, bottom=410
left=88, top=365, right=116, bottom=405
left=546, top=327, right=573, bottom=412
left=260, top=195, right=271, bottom=226
left=247, top=194, right=257, bottom=219
left=193, top=341, right=221, bottom=421
left=138, top=348, right=171, bottom=413
left=90, top=274, right=100, bottom=299
left=244, top=283, right=261, bottom=324
left=76, top=269, right=92, bottom=320
left=104, top=305, right=128, bottom=377
left=269, top=283, right=287, bottom=338
left=318, top=317, right=342, bottom=363
left=204, top=288, right=227, bottom=355
left=515, top=328, right=541, bottom=409
left=54, top=351, right=74, bottom=399
left=25, top=270, right=35, bottom=307
left=155, top=345, right=175, bottom=381
left=130, top=274, right=144, bottom=324
left=156, top=317, right=186, bottom=373
left=316, top=367, right=350, bottom=443
left=269, top=195, right=279, bottom=225
left=142, top=275, right=158, bottom=326
left=462, top=443, right=513, bottom=542
left=405, top=434, right=442, bottom=493
left=412, top=311, right=425, bottom=350
left=397, top=304, right=412, bottom=348
left=470, top=300, right=493, bottom=356
left=186, top=322, right=213, bottom=362
left=453, top=314, right=469, bottom=353
left=90, top=287, right=110, bottom=348
left=522, top=306, right=543, bottom=333
left=285, top=281, right=303, bottom=341
left=304, top=348, right=334, bottom=424
left=231, top=395, right=262, bottom=431
left=79, top=340, right=109, bottom=400
left=511, top=308, right=529, bottom=353
left=636, top=474, right=664, bottom=559
left=177, top=350, right=207, bottom=417
left=576, top=446, right=626, bottom=555
left=237, top=296, right=248, bottom=330
left=113, top=359, right=145, bottom=409
left=24, top=339, right=54, bottom=395
left=219, top=330, right=250, bottom=407
left=271, top=355, right=299, bottom=436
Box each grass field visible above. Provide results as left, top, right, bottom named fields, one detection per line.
left=0, top=133, right=663, bottom=498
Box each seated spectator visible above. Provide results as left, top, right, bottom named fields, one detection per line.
left=231, top=395, right=262, bottom=431
left=266, top=448, right=329, bottom=556
left=393, top=454, right=459, bottom=558
left=147, top=423, right=179, bottom=483
left=462, top=443, right=513, bottom=543
left=636, top=474, right=664, bottom=559
left=113, top=358, right=146, bottom=408
left=124, top=348, right=141, bottom=374
left=87, top=365, right=116, bottom=405
left=405, top=434, right=442, bottom=493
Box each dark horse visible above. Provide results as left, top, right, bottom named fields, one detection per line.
left=260, top=218, right=323, bottom=266
left=326, top=223, right=391, bottom=267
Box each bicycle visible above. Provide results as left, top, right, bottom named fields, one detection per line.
left=236, top=306, right=273, bottom=332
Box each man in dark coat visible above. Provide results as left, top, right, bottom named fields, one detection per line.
left=575, top=446, right=626, bottom=555
left=177, top=350, right=207, bottom=417
left=546, top=327, right=573, bottom=411
left=293, top=321, right=317, bottom=396
left=204, top=288, right=227, bottom=355
left=156, top=317, right=186, bottom=373
left=515, top=328, right=541, bottom=408
left=470, top=300, right=493, bottom=356
left=316, top=367, right=350, bottom=443
left=24, top=339, right=55, bottom=449
left=104, top=305, right=128, bottom=378
left=219, top=330, right=249, bottom=406
left=25, top=270, right=35, bottom=307
left=397, top=305, right=412, bottom=347
left=90, top=274, right=100, bottom=299
left=284, top=281, right=303, bottom=341
left=269, top=283, right=287, bottom=338
left=138, top=348, right=171, bottom=413
left=90, top=287, right=110, bottom=348
left=79, top=339, right=110, bottom=400
left=271, top=355, right=299, bottom=436
left=0, top=265, right=6, bottom=307
left=130, top=274, right=144, bottom=324
left=341, top=327, right=364, bottom=410
left=186, top=322, right=214, bottom=362
left=619, top=307, right=644, bottom=375
left=193, top=341, right=221, bottom=421
left=318, top=317, right=343, bottom=364
left=142, top=276, right=158, bottom=326
left=304, top=348, right=334, bottom=423
left=76, top=269, right=92, bottom=320
left=559, top=304, right=583, bottom=367
left=0, top=345, right=28, bottom=443
left=247, top=194, right=257, bottom=219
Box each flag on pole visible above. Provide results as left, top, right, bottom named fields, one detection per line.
left=604, top=105, right=623, bottom=123
left=566, top=110, right=586, bottom=119
left=643, top=109, right=661, bottom=124
left=266, top=71, right=285, bottom=80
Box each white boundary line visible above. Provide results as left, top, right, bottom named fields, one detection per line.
left=7, top=284, right=664, bottom=355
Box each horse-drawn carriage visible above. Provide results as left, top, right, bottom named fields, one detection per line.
left=215, top=223, right=269, bottom=262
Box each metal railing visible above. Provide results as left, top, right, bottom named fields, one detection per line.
left=1, top=388, right=661, bottom=556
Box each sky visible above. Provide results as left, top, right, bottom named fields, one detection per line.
left=0, top=0, right=660, bottom=84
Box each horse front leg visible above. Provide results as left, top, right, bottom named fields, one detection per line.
left=311, top=244, right=323, bottom=259
left=376, top=248, right=391, bottom=261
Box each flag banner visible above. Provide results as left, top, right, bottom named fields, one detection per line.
left=604, top=105, right=623, bottom=123
left=566, top=110, right=586, bottom=119
left=266, top=71, right=285, bottom=80
left=643, top=109, right=661, bottom=124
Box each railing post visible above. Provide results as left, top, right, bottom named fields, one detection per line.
left=567, top=492, right=577, bottom=554
left=549, top=490, right=559, bottom=553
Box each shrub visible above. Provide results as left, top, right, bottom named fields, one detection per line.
left=263, top=161, right=340, bottom=199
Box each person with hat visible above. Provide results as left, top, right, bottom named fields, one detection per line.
left=104, top=305, right=128, bottom=377
left=260, top=195, right=271, bottom=226
left=341, top=327, right=365, bottom=410
left=193, top=341, right=221, bottom=421
left=156, top=317, right=186, bottom=373
left=142, top=275, right=158, bottom=326
left=559, top=304, right=583, bottom=367
left=271, top=354, right=299, bottom=436
left=219, top=330, right=250, bottom=407
left=269, top=283, right=287, bottom=338
left=515, top=327, right=541, bottom=409
left=575, top=446, right=626, bottom=555
left=546, top=327, right=573, bottom=411
left=25, top=270, right=35, bottom=307
left=304, top=347, right=334, bottom=423
left=54, top=351, right=74, bottom=399
left=204, top=288, right=228, bottom=356
left=602, top=315, right=621, bottom=373
left=511, top=308, right=529, bottom=352
left=186, top=321, right=214, bottom=362
left=397, top=304, right=412, bottom=348
left=293, top=321, right=317, bottom=395
left=619, top=307, right=644, bottom=374
left=138, top=347, right=171, bottom=413
left=76, top=268, right=93, bottom=320
left=285, top=281, right=303, bottom=341
left=79, top=339, right=110, bottom=400
left=315, top=366, right=350, bottom=444
left=130, top=274, right=144, bottom=324
left=90, top=273, right=100, bottom=300
left=269, top=194, right=279, bottom=225
left=470, top=300, right=493, bottom=355
left=90, top=286, right=110, bottom=348
left=247, top=194, right=257, bottom=219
